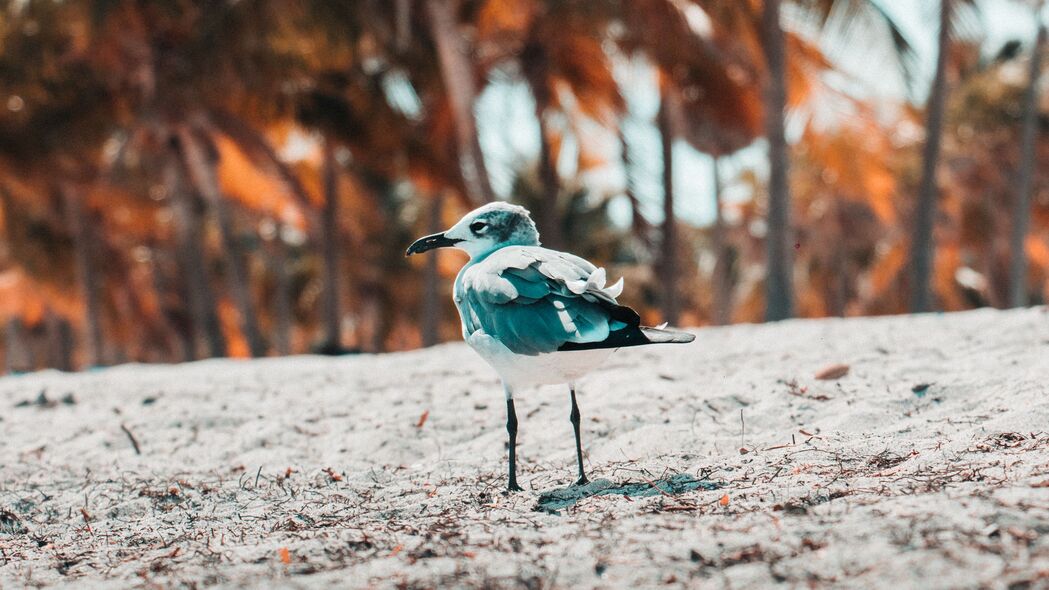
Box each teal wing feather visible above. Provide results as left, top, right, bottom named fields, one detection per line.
left=460, top=247, right=629, bottom=356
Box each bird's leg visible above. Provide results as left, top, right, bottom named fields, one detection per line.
left=505, top=385, right=523, bottom=492
left=570, top=385, right=589, bottom=486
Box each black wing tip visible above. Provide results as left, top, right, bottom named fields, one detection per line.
left=556, top=325, right=695, bottom=352
left=640, top=326, right=696, bottom=344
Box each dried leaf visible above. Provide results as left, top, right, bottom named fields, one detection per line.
left=912, top=383, right=932, bottom=398
left=416, top=410, right=429, bottom=429
left=718, top=494, right=730, bottom=507
left=815, top=364, right=849, bottom=380
left=278, top=547, right=290, bottom=564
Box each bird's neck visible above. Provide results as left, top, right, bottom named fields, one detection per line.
left=466, top=242, right=513, bottom=262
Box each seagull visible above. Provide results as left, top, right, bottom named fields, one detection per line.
left=406, top=202, right=695, bottom=492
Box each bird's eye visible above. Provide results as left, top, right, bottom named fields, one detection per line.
left=470, top=221, right=488, bottom=233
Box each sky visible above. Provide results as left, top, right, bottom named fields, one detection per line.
left=474, top=0, right=1044, bottom=231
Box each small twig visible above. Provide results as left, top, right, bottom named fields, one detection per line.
left=254, top=466, right=263, bottom=488
left=740, top=409, right=745, bottom=449
left=640, top=475, right=675, bottom=499
left=80, top=507, right=93, bottom=533
left=120, top=424, right=141, bottom=455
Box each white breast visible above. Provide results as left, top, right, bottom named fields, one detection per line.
left=466, top=331, right=614, bottom=391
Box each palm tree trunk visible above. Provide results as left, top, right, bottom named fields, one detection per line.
left=396, top=0, right=412, bottom=52
left=271, top=224, right=293, bottom=356
left=149, top=250, right=195, bottom=362
left=4, top=319, right=30, bottom=373
left=658, top=88, right=680, bottom=325
left=832, top=216, right=849, bottom=317
left=711, top=158, right=733, bottom=325
left=370, top=294, right=391, bottom=353
left=60, top=182, right=105, bottom=366
left=762, top=0, right=795, bottom=321
left=319, top=141, right=343, bottom=354
left=1008, top=15, right=1046, bottom=308
left=165, top=152, right=227, bottom=359
left=534, top=99, right=564, bottom=250
left=422, top=193, right=445, bottom=347
left=426, top=0, right=494, bottom=206
left=45, top=310, right=74, bottom=371
left=910, top=0, right=953, bottom=313
left=522, top=44, right=564, bottom=250
left=176, top=125, right=266, bottom=357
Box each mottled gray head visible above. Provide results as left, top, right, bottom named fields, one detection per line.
left=406, top=202, right=540, bottom=260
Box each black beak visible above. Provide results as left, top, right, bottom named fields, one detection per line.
left=405, top=232, right=461, bottom=256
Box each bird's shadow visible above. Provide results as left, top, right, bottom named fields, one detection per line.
left=534, top=473, right=721, bottom=514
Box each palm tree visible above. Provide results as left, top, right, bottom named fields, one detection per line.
left=657, top=81, right=681, bottom=325
left=762, top=0, right=794, bottom=321
left=471, top=0, right=625, bottom=252
left=766, top=0, right=920, bottom=319
left=1008, top=3, right=1046, bottom=308
left=267, top=221, right=294, bottom=356
left=426, top=0, right=496, bottom=206
left=710, top=157, right=733, bottom=325
left=318, top=141, right=343, bottom=354
left=521, top=40, right=565, bottom=250
left=163, top=149, right=228, bottom=359
left=176, top=124, right=267, bottom=357
left=0, top=0, right=127, bottom=367
left=910, top=0, right=955, bottom=313
left=59, top=183, right=106, bottom=366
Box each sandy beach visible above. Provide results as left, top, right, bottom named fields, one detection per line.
left=1, top=307, right=1047, bottom=589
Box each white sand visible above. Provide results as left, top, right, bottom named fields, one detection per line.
left=1, top=307, right=1047, bottom=589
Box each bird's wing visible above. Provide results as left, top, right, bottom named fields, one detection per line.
left=460, top=247, right=639, bottom=356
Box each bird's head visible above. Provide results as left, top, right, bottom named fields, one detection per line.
left=406, top=202, right=540, bottom=260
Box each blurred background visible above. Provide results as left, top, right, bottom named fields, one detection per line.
left=0, top=0, right=1046, bottom=371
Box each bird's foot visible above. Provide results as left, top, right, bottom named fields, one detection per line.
left=506, top=482, right=524, bottom=493
left=574, top=476, right=590, bottom=487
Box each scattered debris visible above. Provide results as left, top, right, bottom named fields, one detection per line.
left=0, top=510, right=27, bottom=535
left=911, top=383, right=933, bottom=398
left=120, top=423, right=142, bottom=455
left=14, top=390, right=75, bottom=409
left=416, top=410, right=429, bottom=429
left=868, top=450, right=913, bottom=469
left=784, top=379, right=832, bottom=401
left=971, top=432, right=1029, bottom=452
left=815, top=364, right=850, bottom=380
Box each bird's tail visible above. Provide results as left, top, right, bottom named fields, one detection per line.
left=640, top=325, right=696, bottom=344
